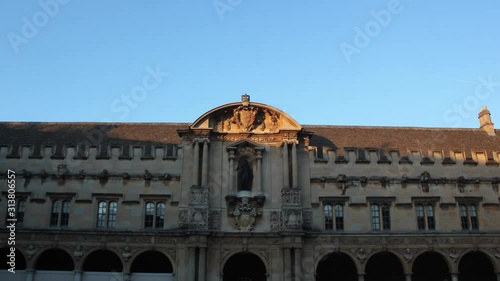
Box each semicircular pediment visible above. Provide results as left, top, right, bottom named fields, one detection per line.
left=190, top=95, right=302, bottom=134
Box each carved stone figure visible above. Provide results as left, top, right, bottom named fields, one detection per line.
left=26, top=244, right=37, bottom=259
left=73, top=245, right=84, bottom=260
left=237, top=158, right=253, bottom=191
left=122, top=246, right=132, bottom=262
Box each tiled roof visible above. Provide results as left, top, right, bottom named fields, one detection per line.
left=0, top=123, right=498, bottom=154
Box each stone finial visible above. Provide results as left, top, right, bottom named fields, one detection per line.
left=478, top=106, right=495, bottom=136
left=241, top=94, right=250, bottom=106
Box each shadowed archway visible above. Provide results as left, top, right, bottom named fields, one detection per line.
left=35, top=248, right=74, bottom=271
left=365, top=251, right=404, bottom=281
left=223, top=252, right=266, bottom=281
left=412, top=251, right=450, bottom=281
left=0, top=247, right=26, bottom=270
left=316, top=252, right=357, bottom=281
left=130, top=250, right=173, bottom=273
left=458, top=251, right=496, bottom=281
left=83, top=249, right=123, bottom=272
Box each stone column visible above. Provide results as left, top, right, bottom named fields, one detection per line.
left=198, top=247, right=206, bottom=281
left=123, top=272, right=131, bottom=281
left=357, top=273, right=365, bottom=281
left=294, top=248, right=302, bottom=281
left=256, top=149, right=263, bottom=193
left=291, top=141, right=298, bottom=188
left=201, top=139, right=209, bottom=187
left=25, top=269, right=34, bottom=281
left=451, top=273, right=458, bottom=281
left=228, top=149, right=235, bottom=193
left=74, top=271, right=82, bottom=281
left=283, top=142, right=289, bottom=188
left=405, top=273, right=412, bottom=281
left=193, top=139, right=200, bottom=186
left=188, top=247, right=196, bottom=281
left=284, top=248, right=292, bottom=281
left=496, top=272, right=500, bottom=281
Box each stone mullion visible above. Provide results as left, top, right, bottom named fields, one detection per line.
left=292, top=141, right=298, bottom=188
left=201, top=139, right=209, bottom=187
left=193, top=139, right=200, bottom=186
left=283, top=142, right=289, bottom=188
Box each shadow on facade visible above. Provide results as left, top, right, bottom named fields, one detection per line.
left=223, top=252, right=266, bottom=281
left=458, top=251, right=496, bottom=281
left=316, top=252, right=357, bottom=281
left=412, top=251, right=450, bottom=281
left=365, top=251, right=404, bottom=281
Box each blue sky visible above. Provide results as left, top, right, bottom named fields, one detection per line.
left=1, top=0, right=499, bottom=128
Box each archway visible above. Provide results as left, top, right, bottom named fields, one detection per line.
left=412, top=251, right=450, bottom=281
left=82, top=249, right=123, bottom=272
left=316, top=252, right=357, bottom=281
left=223, top=252, right=266, bottom=281
left=458, top=251, right=496, bottom=281
left=130, top=250, right=173, bottom=273
left=35, top=248, right=74, bottom=270
left=0, top=247, right=26, bottom=270
left=365, top=251, right=405, bottom=281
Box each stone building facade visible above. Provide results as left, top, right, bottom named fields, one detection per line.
left=1, top=95, right=499, bottom=281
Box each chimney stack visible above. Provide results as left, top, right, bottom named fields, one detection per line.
left=478, top=106, right=495, bottom=136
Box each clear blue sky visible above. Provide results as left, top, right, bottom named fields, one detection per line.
left=1, top=1, right=499, bottom=128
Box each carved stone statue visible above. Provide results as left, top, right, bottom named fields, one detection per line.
left=237, top=158, right=253, bottom=191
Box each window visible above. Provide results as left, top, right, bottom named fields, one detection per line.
left=144, top=202, right=166, bottom=229
left=371, top=203, right=390, bottom=230
left=5, top=199, right=26, bottom=226
left=97, top=200, right=118, bottom=228
left=416, top=204, right=435, bottom=230
left=324, top=203, right=344, bottom=231
left=50, top=200, right=70, bottom=227
left=460, top=204, right=479, bottom=230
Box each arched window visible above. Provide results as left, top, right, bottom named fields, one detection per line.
left=416, top=204, right=435, bottom=230
left=334, top=204, right=344, bottom=230
left=371, top=204, right=380, bottom=230
left=324, top=204, right=333, bottom=230
left=50, top=200, right=71, bottom=227
left=17, top=200, right=26, bottom=225
left=372, top=203, right=391, bottom=231
left=381, top=204, right=391, bottom=230
left=144, top=201, right=166, bottom=229
left=96, top=200, right=118, bottom=228
left=459, top=204, right=469, bottom=230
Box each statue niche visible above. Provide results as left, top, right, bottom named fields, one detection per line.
left=237, top=157, right=253, bottom=191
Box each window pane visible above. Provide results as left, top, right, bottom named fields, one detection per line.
left=324, top=204, right=333, bottom=230
left=156, top=203, right=166, bottom=228
left=108, top=201, right=117, bottom=228
left=426, top=205, right=435, bottom=230
left=371, top=204, right=380, bottom=230
left=426, top=205, right=434, bottom=216
left=17, top=200, right=26, bottom=223
left=334, top=204, right=344, bottom=230
left=145, top=202, right=154, bottom=228
left=469, top=205, right=478, bottom=230
left=60, top=201, right=70, bottom=227
left=416, top=205, right=424, bottom=217
left=97, top=201, right=107, bottom=228
left=459, top=205, right=469, bottom=230
left=50, top=201, right=61, bottom=226
left=382, top=205, right=391, bottom=230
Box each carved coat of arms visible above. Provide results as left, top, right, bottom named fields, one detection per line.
left=233, top=106, right=258, bottom=132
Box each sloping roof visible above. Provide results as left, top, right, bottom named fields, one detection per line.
left=0, top=122, right=498, bottom=155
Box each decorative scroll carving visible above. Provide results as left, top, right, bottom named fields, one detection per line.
left=226, top=195, right=265, bottom=232
left=282, top=188, right=301, bottom=205
left=270, top=211, right=281, bottom=232
left=179, top=209, right=189, bottom=229
left=302, top=209, right=312, bottom=231
left=190, top=187, right=209, bottom=205
left=447, top=247, right=464, bottom=262
left=351, top=248, right=372, bottom=263
left=189, top=208, right=208, bottom=229
left=209, top=210, right=221, bottom=230
left=282, top=209, right=302, bottom=229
